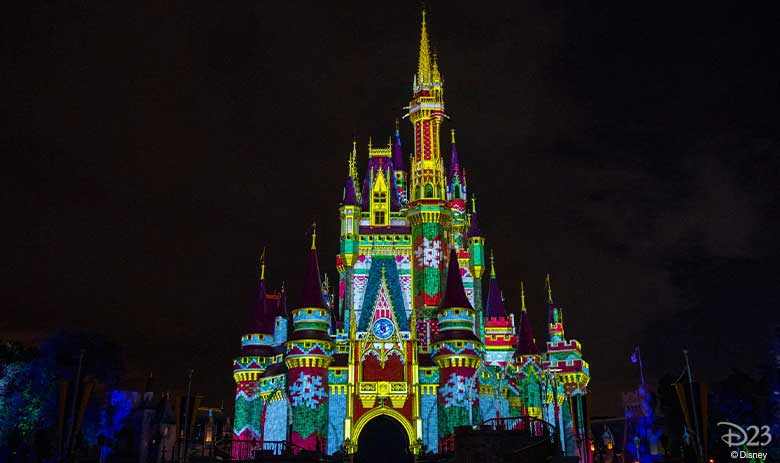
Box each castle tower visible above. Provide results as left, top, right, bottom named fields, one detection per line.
left=285, top=229, right=334, bottom=451
left=467, top=200, right=486, bottom=333
left=233, top=257, right=287, bottom=449
left=431, top=248, right=482, bottom=439
left=407, top=11, right=452, bottom=351
left=513, top=282, right=543, bottom=419
left=483, top=252, right=518, bottom=366
left=479, top=253, right=518, bottom=421
left=542, top=274, right=590, bottom=455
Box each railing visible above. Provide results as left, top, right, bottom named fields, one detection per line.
left=478, top=415, right=553, bottom=438
left=185, top=438, right=324, bottom=461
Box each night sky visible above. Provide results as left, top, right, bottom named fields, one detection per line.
left=4, top=1, right=779, bottom=416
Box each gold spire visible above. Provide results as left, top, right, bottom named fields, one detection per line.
left=521, top=281, right=527, bottom=311
left=431, top=53, right=441, bottom=83
left=395, top=118, right=400, bottom=133
left=260, top=247, right=266, bottom=280
left=349, top=140, right=358, bottom=180
left=451, top=128, right=456, bottom=144
left=471, top=194, right=477, bottom=213
left=545, top=273, right=553, bottom=303
left=311, top=222, right=317, bottom=250
left=418, top=9, right=431, bottom=86
left=490, top=249, right=496, bottom=278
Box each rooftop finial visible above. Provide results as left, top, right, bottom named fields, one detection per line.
left=260, top=247, right=266, bottom=281
left=418, top=9, right=431, bottom=86
left=490, top=249, right=496, bottom=278
left=395, top=118, right=400, bottom=134
left=349, top=140, right=358, bottom=180
left=311, top=221, right=317, bottom=250
left=545, top=273, right=553, bottom=303
left=471, top=194, right=477, bottom=213
left=521, top=281, right=527, bottom=311
left=432, top=52, right=441, bottom=83
left=451, top=129, right=456, bottom=144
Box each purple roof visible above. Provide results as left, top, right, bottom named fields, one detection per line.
left=274, top=288, right=288, bottom=319
left=392, top=127, right=404, bottom=171
left=440, top=248, right=473, bottom=310
left=300, top=247, right=327, bottom=309
left=361, top=177, right=370, bottom=209
left=515, top=309, right=540, bottom=356
left=342, top=177, right=358, bottom=206
left=485, top=272, right=506, bottom=318
left=467, top=212, right=482, bottom=237
left=449, top=140, right=461, bottom=184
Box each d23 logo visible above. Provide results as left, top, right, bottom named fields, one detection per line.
left=717, top=421, right=772, bottom=447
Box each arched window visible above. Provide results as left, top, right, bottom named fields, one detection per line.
left=424, top=184, right=434, bottom=198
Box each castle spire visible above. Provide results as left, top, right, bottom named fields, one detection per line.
left=545, top=272, right=553, bottom=303
left=301, top=230, right=327, bottom=310
left=260, top=247, right=266, bottom=281
left=515, top=285, right=540, bottom=357
left=521, top=281, right=527, bottom=311
left=252, top=251, right=270, bottom=333
left=418, top=9, right=431, bottom=86
left=392, top=119, right=404, bottom=170
left=485, top=250, right=506, bottom=318
left=432, top=52, right=441, bottom=83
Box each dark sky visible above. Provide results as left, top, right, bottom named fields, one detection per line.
left=3, top=1, right=779, bottom=416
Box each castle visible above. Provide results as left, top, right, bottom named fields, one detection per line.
left=232, top=11, right=590, bottom=459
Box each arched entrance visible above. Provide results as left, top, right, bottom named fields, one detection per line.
left=354, top=413, right=414, bottom=463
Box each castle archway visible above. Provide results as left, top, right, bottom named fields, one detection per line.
left=353, top=407, right=415, bottom=463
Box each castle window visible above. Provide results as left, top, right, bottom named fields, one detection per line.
left=374, top=211, right=386, bottom=225
left=424, top=184, right=434, bottom=198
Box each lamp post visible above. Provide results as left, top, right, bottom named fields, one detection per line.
left=181, top=369, right=194, bottom=463
left=682, top=350, right=704, bottom=463
left=63, top=348, right=85, bottom=462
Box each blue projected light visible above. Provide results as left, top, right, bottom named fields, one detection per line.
left=372, top=318, right=394, bottom=340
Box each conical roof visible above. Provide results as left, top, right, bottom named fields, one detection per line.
left=300, top=237, right=327, bottom=310
left=342, top=177, right=358, bottom=206
left=440, top=248, right=473, bottom=310
left=485, top=259, right=506, bottom=318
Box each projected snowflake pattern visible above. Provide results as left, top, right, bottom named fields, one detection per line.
left=289, top=372, right=326, bottom=409
left=414, top=237, right=443, bottom=269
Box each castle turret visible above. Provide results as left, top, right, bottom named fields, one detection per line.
left=233, top=255, right=285, bottom=445
left=285, top=227, right=334, bottom=451
left=512, top=282, right=543, bottom=419
left=483, top=252, right=518, bottom=367
left=431, top=248, right=482, bottom=439
left=541, top=274, right=590, bottom=455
